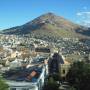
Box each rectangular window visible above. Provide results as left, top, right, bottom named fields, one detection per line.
left=63, top=70, right=65, bottom=74
left=10, top=88, right=16, bottom=90
left=22, top=89, right=29, bottom=90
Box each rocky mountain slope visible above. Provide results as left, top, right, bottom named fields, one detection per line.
left=1, top=12, right=90, bottom=38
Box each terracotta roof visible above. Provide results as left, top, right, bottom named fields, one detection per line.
left=30, top=71, right=37, bottom=77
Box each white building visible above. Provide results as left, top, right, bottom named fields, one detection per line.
left=5, top=66, right=47, bottom=90
left=10, top=59, right=22, bottom=69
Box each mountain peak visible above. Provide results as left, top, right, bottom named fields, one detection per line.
left=25, top=12, right=60, bottom=26
left=41, top=12, right=59, bottom=19
left=2, top=12, right=90, bottom=39
left=43, top=12, right=56, bottom=16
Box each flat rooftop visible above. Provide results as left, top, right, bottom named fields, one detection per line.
left=3, top=66, right=42, bottom=82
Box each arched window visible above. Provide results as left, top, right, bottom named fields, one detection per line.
left=63, top=70, right=65, bottom=74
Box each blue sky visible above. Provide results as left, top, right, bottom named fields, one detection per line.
left=0, top=0, right=90, bottom=30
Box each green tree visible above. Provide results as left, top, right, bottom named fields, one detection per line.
left=69, top=86, right=76, bottom=90
left=0, top=77, right=9, bottom=90
left=66, top=61, right=90, bottom=90
left=43, top=77, right=59, bottom=90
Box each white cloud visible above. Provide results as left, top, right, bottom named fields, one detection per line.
left=76, top=12, right=82, bottom=16
left=81, top=12, right=90, bottom=14
left=77, top=12, right=90, bottom=16
left=76, top=11, right=90, bottom=27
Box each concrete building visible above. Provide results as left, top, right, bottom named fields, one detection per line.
left=4, top=66, right=47, bottom=90
left=59, top=60, right=70, bottom=79
left=3, top=55, right=49, bottom=90
left=48, top=53, right=70, bottom=80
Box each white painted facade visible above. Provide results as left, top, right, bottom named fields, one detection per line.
left=6, top=66, right=47, bottom=90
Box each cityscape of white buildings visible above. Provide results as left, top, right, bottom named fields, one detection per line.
left=0, top=34, right=90, bottom=90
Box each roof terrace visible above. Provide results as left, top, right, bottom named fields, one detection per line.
left=3, top=66, right=42, bottom=83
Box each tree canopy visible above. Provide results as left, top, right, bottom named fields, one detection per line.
left=0, top=77, right=9, bottom=90
left=66, top=61, right=90, bottom=90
